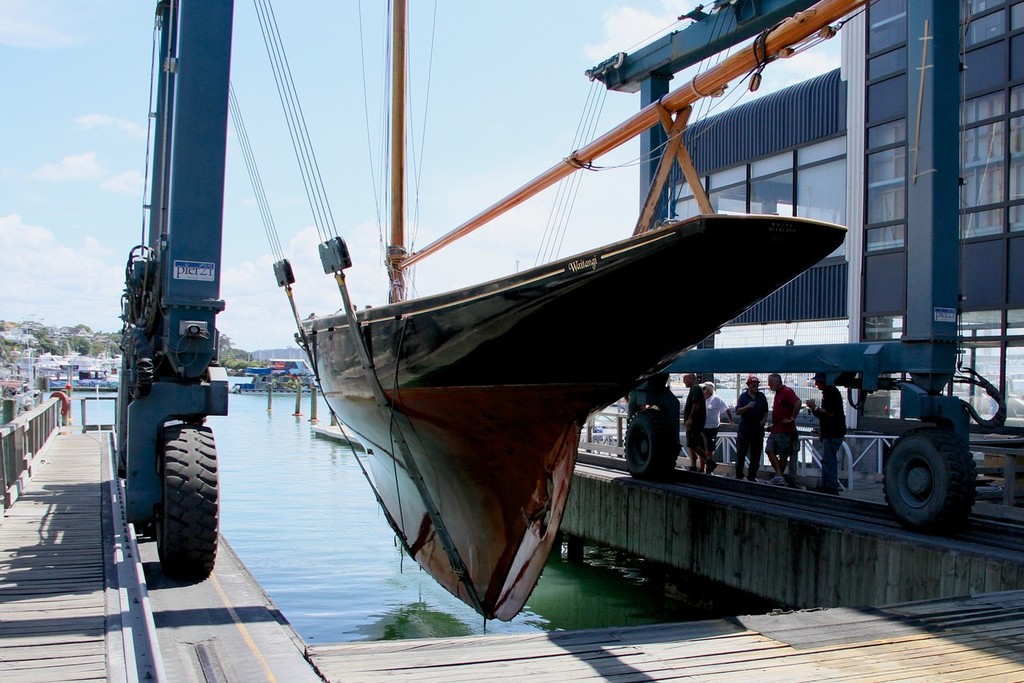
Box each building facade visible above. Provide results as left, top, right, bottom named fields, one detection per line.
left=670, top=2, right=1024, bottom=433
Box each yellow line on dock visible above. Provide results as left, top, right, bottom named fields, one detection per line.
left=210, top=570, right=279, bottom=683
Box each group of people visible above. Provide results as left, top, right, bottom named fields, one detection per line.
left=681, top=371, right=846, bottom=494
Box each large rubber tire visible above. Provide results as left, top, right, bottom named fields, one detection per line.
left=158, top=423, right=219, bottom=579
left=625, top=408, right=679, bottom=480
left=883, top=427, right=976, bottom=533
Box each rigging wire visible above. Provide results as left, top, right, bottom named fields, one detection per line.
left=535, top=81, right=608, bottom=266
left=253, top=0, right=339, bottom=245
left=227, top=83, right=285, bottom=263
left=407, top=0, right=439, bottom=257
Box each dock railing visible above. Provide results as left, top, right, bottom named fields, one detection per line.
left=1, top=394, right=118, bottom=511
left=1, top=397, right=61, bottom=510
left=581, top=409, right=1022, bottom=506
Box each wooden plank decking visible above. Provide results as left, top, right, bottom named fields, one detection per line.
left=0, top=432, right=108, bottom=682
left=307, top=590, right=1024, bottom=682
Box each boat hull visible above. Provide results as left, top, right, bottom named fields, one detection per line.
left=304, top=214, right=846, bottom=620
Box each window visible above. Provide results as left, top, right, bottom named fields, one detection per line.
left=868, top=120, right=907, bottom=149
left=869, top=47, right=907, bottom=80
left=1008, top=309, right=1024, bottom=335
left=1010, top=204, right=1024, bottom=231
left=750, top=171, right=794, bottom=216
left=869, top=0, right=907, bottom=54
left=674, top=191, right=700, bottom=221
left=964, top=0, right=1006, bottom=17
left=798, top=158, right=847, bottom=225
left=1010, top=116, right=1024, bottom=201
left=710, top=184, right=746, bottom=215
left=867, top=147, right=906, bottom=223
left=966, top=10, right=1006, bottom=46
left=962, top=208, right=1004, bottom=238
left=864, top=315, right=904, bottom=341
left=964, top=92, right=1006, bottom=124
left=961, top=121, right=1006, bottom=208
left=798, top=137, right=846, bottom=165
left=1006, top=342, right=1024, bottom=427
left=866, top=225, right=905, bottom=251
left=961, top=310, right=1003, bottom=337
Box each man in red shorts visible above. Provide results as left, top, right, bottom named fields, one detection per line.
left=766, top=372, right=802, bottom=485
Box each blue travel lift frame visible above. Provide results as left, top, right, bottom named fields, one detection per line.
left=591, top=1, right=979, bottom=530
left=116, top=0, right=234, bottom=577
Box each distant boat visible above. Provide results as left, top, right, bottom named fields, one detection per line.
left=40, top=355, right=121, bottom=392
left=298, top=0, right=854, bottom=620
left=231, top=358, right=314, bottom=394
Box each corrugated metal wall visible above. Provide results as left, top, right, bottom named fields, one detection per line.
left=732, top=259, right=847, bottom=324
left=684, top=69, right=849, bottom=323
left=685, top=68, right=846, bottom=173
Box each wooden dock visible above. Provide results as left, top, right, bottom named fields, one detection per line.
left=0, top=432, right=109, bottom=681
left=5, top=410, right=1024, bottom=681
left=307, top=590, right=1024, bottom=681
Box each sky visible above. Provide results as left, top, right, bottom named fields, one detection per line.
left=0, top=1, right=841, bottom=352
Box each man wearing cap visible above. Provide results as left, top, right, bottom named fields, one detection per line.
left=766, top=373, right=802, bottom=485
left=734, top=375, right=768, bottom=481
left=805, top=372, right=846, bottom=494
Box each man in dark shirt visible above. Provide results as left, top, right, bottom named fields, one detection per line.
left=682, top=373, right=715, bottom=473
left=805, top=372, right=846, bottom=494
left=734, top=375, right=768, bottom=481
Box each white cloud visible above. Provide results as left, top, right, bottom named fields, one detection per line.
left=101, top=169, right=145, bottom=196
left=0, top=214, right=123, bottom=333
left=0, top=1, right=79, bottom=49
left=76, top=114, right=147, bottom=140
left=585, top=2, right=691, bottom=62
left=30, top=152, right=107, bottom=182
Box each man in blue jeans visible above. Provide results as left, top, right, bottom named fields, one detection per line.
left=805, top=372, right=846, bottom=494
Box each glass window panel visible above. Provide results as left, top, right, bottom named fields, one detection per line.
left=798, top=137, right=846, bottom=165
left=966, top=10, right=1005, bottom=46
left=864, top=315, right=904, bottom=341
left=1010, top=203, right=1024, bottom=230
left=869, top=0, right=907, bottom=53
left=709, top=166, right=746, bottom=189
left=675, top=183, right=700, bottom=220
left=953, top=341, right=1003, bottom=419
left=750, top=172, right=794, bottom=216
left=869, top=47, right=907, bottom=80
left=961, top=311, right=1003, bottom=337
left=1013, top=2, right=1024, bottom=29
left=868, top=75, right=908, bottom=121
left=962, top=122, right=1006, bottom=207
left=961, top=208, right=1004, bottom=238
left=964, top=92, right=1006, bottom=124
left=867, top=147, right=906, bottom=223
left=751, top=153, right=791, bottom=178
left=866, top=224, right=905, bottom=251
left=966, top=41, right=1009, bottom=94
left=797, top=158, right=847, bottom=225
left=1008, top=309, right=1024, bottom=334
left=1013, top=85, right=1024, bottom=112
left=868, top=120, right=907, bottom=148
left=1010, top=117, right=1024, bottom=201
left=965, top=0, right=1006, bottom=15
left=1007, top=342, right=1024, bottom=427
left=710, top=184, right=746, bottom=214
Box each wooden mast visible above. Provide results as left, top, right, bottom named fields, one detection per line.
left=401, top=0, right=865, bottom=269
left=387, top=0, right=408, bottom=302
